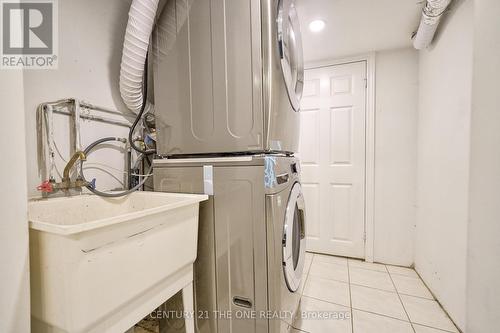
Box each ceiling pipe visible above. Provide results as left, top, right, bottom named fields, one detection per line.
left=413, top=0, right=453, bottom=50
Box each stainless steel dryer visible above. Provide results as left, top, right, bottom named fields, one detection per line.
left=152, top=0, right=304, bottom=156
left=153, top=155, right=306, bottom=332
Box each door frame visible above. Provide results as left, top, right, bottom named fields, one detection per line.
left=304, top=53, right=376, bottom=262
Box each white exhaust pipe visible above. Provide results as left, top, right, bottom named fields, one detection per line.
left=413, top=0, right=452, bottom=50
left=119, top=0, right=160, bottom=114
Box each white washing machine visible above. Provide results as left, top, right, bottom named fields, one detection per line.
left=153, top=155, right=306, bottom=332
left=152, top=0, right=304, bottom=156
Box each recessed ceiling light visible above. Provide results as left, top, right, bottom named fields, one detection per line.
left=309, top=20, right=325, bottom=33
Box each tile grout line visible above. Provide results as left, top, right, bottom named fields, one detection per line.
left=302, top=293, right=416, bottom=324
left=352, top=262, right=422, bottom=279
left=347, top=258, right=354, bottom=333
left=309, top=272, right=435, bottom=300
left=308, top=266, right=437, bottom=300
left=385, top=264, right=417, bottom=333
left=292, top=253, right=314, bottom=332
left=348, top=265, right=389, bottom=274
left=349, top=282, right=395, bottom=294
left=412, top=322, right=460, bottom=333
left=350, top=281, right=434, bottom=300
left=307, top=274, right=349, bottom=285
left=300, top=294, right=352, bottom=311
left=351, top=307, right=412, bottom=323
left=387, top=271, right=422, bottom=279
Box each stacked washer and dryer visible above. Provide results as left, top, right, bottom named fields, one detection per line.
left=151, top=0, right=306, bottom=332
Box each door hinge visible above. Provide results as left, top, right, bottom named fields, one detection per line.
left=363, top=232, right=367, bottom=242
left=364, top=78, right=368, bottom=88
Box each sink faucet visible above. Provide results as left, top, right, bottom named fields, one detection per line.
left=37, top=151, right=95, bottom=194
left=62, top=151, right=86, bottom=185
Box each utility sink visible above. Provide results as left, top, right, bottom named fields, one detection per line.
left=28, top=192, right=208, bottom=333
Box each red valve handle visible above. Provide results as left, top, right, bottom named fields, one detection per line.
left=37, top=180, right=54, bottom=193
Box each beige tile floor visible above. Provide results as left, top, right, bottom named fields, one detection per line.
left=292, top=252, right=459, bottom=333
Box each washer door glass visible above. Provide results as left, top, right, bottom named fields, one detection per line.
left=277, top=0, right=304, bottom=111
left=283, top=182, right=306, bottom=292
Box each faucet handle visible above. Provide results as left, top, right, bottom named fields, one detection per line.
left=37, top=180, right=54, bottom=193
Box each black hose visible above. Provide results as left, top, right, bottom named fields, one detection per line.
left=129, top=52, right=155, bottom=155
left=80, top=137, right=153, bottom=198
left=79, top=54, right=155, bottom=197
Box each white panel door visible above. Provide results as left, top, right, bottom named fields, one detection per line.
left=299, top=61, right=367, bottom=258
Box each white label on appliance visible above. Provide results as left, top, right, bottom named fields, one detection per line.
left=203, top=165, right=214, bottom=195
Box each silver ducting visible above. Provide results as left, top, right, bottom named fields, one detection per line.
left=413, top=0, right=453, bottom=50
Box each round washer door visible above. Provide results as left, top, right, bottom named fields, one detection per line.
left=277, top=0, right=304, bottom=112
left=283, top=182, right=306, bottom=292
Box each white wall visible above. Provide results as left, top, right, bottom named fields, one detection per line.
left=24, top=0, right=132, bottom=198
left=374, top=48, right=418, bottom=266
left=466, top=0, right=500, bottom=332
left=415, top=1, right=473, bottom=330
left=0, top=73, right=30, bottom=332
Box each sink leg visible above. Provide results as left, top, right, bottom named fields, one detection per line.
left=182, top=282, right=195, bottom=333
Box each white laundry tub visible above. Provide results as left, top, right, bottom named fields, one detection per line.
left=28, top=192, right=208, bottom=333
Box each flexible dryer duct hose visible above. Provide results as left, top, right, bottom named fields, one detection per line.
left=413, top=0, right=452, bottom=50
left=119, top=0, right=160, bottom=114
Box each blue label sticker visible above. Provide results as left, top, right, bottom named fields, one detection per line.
left=264, top=156, right=277, bottom=188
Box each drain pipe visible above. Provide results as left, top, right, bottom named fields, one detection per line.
left=413, top=0, right=453, bottom=50
left=119, top=0, right=160, bottom=114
